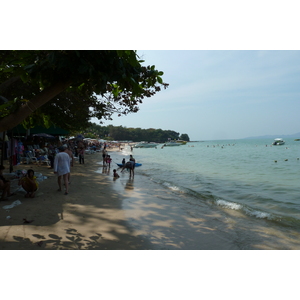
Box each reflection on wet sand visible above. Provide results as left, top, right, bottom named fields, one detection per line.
left=125, top=179, right=134, bottom=190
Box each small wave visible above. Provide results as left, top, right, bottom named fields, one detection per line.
left=216, top=198, right=274, bottom=220
left=216, top=199, right=243, bottom=210
left=244, top=207, right=273, bottom=219
left=162, top=181, right=183, bottom=193
left=143, top=173, right=300, bottom=229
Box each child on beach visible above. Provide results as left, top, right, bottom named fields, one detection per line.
left=106, top=155, right=112, bottom=168
left=18, top=169, right=39, bottom=198
left=113, top=169, right=120, bottom=178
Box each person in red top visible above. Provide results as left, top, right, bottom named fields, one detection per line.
left=106, top=155, right=112, bottom=168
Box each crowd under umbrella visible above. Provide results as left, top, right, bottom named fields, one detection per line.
left=32, top=133, right=56, bottom=139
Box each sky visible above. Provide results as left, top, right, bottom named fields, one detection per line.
left=93, top=50, right=300, bottom=141
left=4, top=2, right=300, bottom=141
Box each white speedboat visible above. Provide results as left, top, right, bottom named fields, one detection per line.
left=163, top=141, right=181, bottom=147
left=272, top=138, right=285, bottom=145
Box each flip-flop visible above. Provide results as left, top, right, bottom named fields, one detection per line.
left=64, top=192, right=68, bottom=195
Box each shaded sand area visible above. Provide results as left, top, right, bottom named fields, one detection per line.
left=1, top=150, right=300, bottom=250
left=0, top=151, right=151, bottom=250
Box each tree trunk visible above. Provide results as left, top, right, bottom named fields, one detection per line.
left=0, top=80, right=72, bottom=132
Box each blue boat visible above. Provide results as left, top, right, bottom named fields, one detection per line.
left=116, top=163, right=142, bottom=168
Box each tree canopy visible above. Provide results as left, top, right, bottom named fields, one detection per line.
left=83, top=123, right=190, bottom=143
left=0, top=50, right=168, bottom=132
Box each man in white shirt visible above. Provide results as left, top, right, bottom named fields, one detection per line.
left=63, top=144, right=74, bottom=184
left=54, top=146, right=71, bottom=195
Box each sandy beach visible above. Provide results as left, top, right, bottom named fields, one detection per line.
left=1, top=148, right=300, bottom=250
left=0, top=149, right=234, bottom=250
left=0, top=149, right=152, bottom=250
left=0, top=148, right=237, bottom=250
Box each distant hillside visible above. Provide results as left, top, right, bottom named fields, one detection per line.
left=244, top=132, right=300, bottom=139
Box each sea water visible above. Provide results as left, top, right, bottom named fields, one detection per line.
left=109, top=138, right=300, bottom=249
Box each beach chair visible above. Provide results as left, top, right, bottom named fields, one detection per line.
left=85, top=148, right=92, bottom=154
left=20, top=155, right=30, bottom=164
left=37, top=155, right=50, bottom=166
left=26, top=151, right=38, bottom=164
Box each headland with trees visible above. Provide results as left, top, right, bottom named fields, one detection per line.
left=82, top=123, right=190, bottom=143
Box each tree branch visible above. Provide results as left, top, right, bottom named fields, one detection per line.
left=0, top=80, right=72, bottom=132
left=0, top=76, right=21, bottom=94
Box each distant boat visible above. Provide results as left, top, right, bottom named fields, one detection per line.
left=163, top=141, right=181, bottom=147
left=272, top=138, right=285, bottom=145
left=294, top=139, right=300, bottom=141
left=134, top=142, right=159, bottom=148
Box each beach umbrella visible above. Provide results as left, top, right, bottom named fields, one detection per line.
left=33, top=133, right=55, bottom=139
left=76, top=134, right=84, bottom=140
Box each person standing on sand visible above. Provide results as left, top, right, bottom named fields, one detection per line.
left=106, top=155, right=112, bottom=168
left=121, top=155, right=136, bottom=178
left=129, top=155, right=136, bottom=167
left=0, top=165, right=15, bottom=200
left=102, top=147, right=107, bottom=166
left=63, top=144, right=74, bottom=184
left=54, top=146, right=70, bottom=195
left=78, top=147, right=85, bottom=164
left=121, top=161, right=135, bottom=177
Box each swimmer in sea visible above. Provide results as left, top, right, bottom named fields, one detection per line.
left=113, top=169, right=120, bottom=179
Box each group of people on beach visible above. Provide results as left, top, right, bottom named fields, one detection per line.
left=113, top=155, right=135, bottom=178
left=0, top=144, right=74, bottom=199
left=101, top=145, right=136, bottom=179
left=0, top=142, right=137, bottom=199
